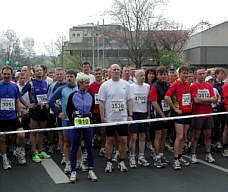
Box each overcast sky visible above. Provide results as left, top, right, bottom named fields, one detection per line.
left=1, top=0, right=227, bottom=54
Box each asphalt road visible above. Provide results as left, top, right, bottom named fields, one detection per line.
left=1, top=147, right=228, bottom=192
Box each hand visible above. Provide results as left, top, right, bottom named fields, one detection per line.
left=45, top=104, right=49, bottom=109
left=211, top=97, right=217, bottom=104
left=128, top=116, right=133, bottom=121
left=21, top=109, right=28, bottom=117
left=28, top=103, right=36, bottom=109
left=55, top=104, right=61, bottom=110
left=101, top=117, right=106, bottom=123
left=175, top=108, right=182, bottom=115
left=147, top=115, right=151, bottom=119
left=58, top=112, right=67, bottom=119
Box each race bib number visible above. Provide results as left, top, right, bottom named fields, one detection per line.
left=36, top=94, right=48, bottom=105
left=182, top=94, right=191, bottom=106
left=111, top=100, right=125, bottom=112
left=197, top=89, right=210, bottom=98
left=134, top=93, right=146, bottom=104
left=74, top=117, right=90, bottom=126
left=95, top=94, right=99, bottom=105
left=1, top=98, right=15, bottom=110
left=161, top=100, right=170, bottom=112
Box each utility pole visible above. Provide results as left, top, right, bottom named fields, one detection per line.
left=103, top=19, right=105, bottom=69
left=92, top=23, right=95, bottom=70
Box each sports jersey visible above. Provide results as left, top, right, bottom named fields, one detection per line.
left=21, top=79, right=48, bottom=105
left=191, top=82, right=215, bottom=115
left=130, top=82, right=150, bottom=113
left=222, top=84, right=228, bottom=112
left=98, top=79, right=133, bottom=122
left=88, top=81, right=103, bottom=114
left=0, top=81, right=21, bottom=120
left=48, top=84, right=78, bottom=120
left=165, top=78, right=192, bottom=114
left=150, top=81, right=170, bottom=114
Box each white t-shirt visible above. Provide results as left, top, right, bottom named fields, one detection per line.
left=17, top=83, right=30, bottom=109
left=212, top=88, right=219, bottom=108
left=89, top=74, right=95, bottom=85
left=44, top=76, right=53, bottom=87
left=98, top=79, right=133, bottom=122
left=130, top=83, right=150, bottom=113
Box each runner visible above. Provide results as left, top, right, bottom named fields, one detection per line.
left=49, top=70, right=78, bottom=174
left=129, top=69, right=150, bottom=168
left=190, top=68, right=217, bottom=163
left=222, top=78, right=228, bottom=157
left=165, top=66, right=192, bottom=170
left=0, top=66, right=26, bottom=170
left=88, top=67, right=106, bottom=156
left=20, top=65, right=51, bottom=163
left=66, top=73, right=98, bottom=183
left=150, top=66, right=171, bottom=168
left=99, top=64, right=133, bottom=173
left=82, top=61, right=95, bottom=84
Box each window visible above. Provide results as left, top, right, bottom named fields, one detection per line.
left=77, top=33, right=80, bottom=37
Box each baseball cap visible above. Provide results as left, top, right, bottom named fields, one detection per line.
left=205, top=76, right=213, bottom=82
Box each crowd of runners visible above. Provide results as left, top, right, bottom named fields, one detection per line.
left=0, top=62, right=228, bottom=183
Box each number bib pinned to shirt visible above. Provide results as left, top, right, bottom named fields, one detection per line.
left=0, top=98, right=15, bottom=110
left=134, top=93, right=146, bottom=104
left=36, top=94, right=48, bottom=105
left=182, top=94, right=191, bottom=106
left=197, top=89, right=210, bottom=98
left=95, top=94, right=99, bottom=105
left=111, top=100, right=125, bottom=112
left=161, top=100, right=170, bottom=112
left=74, top=117, right=90, bottom=126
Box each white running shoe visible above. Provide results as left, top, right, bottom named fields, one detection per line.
left=64, top=162, right=71, bottom=174
left=69, top=171, right=77, bottom=183
left=3, top=158, right=12, bottom=170
left=112, top=152, right=119, bottom=162
left=222, top=149, right=228, bottom=157
left=105, top=161, right=113, bottom=173
left=88, top=170, right=98, bottom=182
left=205, top=153, right=215, bottom=163
left=191, top=154, right=198, bottom=164
left=138, top=157, right=150, bottom=167
left=129, top=158, right=137, bottom=168
left=118, top=161, right=128, bottom=172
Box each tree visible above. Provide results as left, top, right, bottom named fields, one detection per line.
left=108, top=0, right=167, bottom=69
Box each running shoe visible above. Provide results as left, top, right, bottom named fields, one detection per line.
left=205, top=153, right=215, bottom=163
left=118, top=161, right=128, bottom=172
left=77, top=162, right=88, bottom=172
left=129, top=157, right=137, bottom=168
left=99, top=148, right=106, bottom=157
left=153, top=158, right=164, bottom=168
left=105, top=161, right=113, bottom=173
left=222, top=149, right=228, bottom=157
left=161, top=156, right=170, bottom=166
left=18, top=153, right=26, bottom=165
left=88, top=170, right=98, bottom=182
left=173, top=159, right=181, bottom=170
left=70, top=171, right=77, bottom=183
left=138, top=157, right=150, bottom=167
left=64, top=162, right=71, bottom=174
left=216, top=142, right=223, bottom=149
left=38, top=152, right=51, bottom=159
left=3, top=158, right=12, bottom=170
left=179, top=157, right=190, bottom=167
left=32, top=154, right=41, bottom=163
left=190, top=154, right=198, bottom=164
left=112, top=151, right=119, bottom=162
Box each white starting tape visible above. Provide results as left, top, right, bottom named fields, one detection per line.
left=0, top=112, right=227, bottom=135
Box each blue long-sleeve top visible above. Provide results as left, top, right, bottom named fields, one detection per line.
left=66, top=89, right=94, bottom=124
left=48, top=84, right=78, bottom=120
